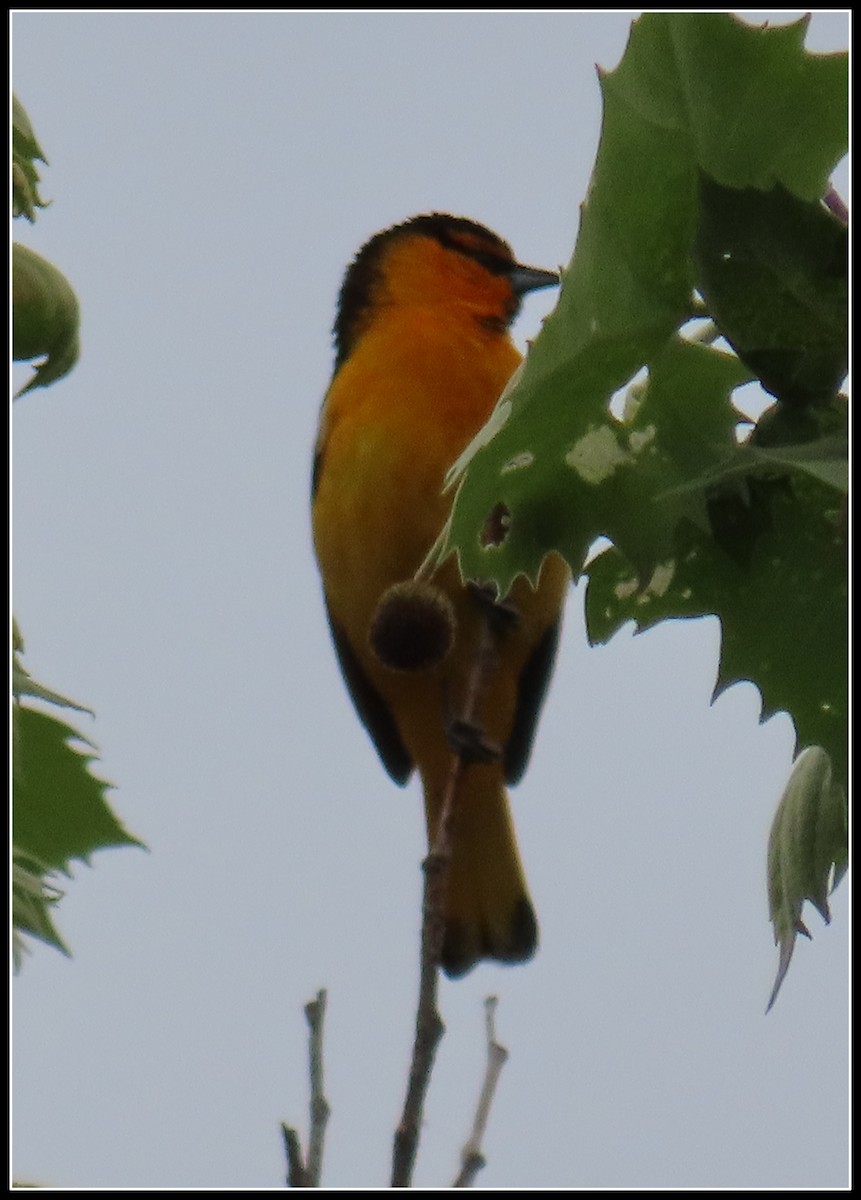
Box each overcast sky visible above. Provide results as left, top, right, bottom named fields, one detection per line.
left=12, top=10, right=849, bottom=1190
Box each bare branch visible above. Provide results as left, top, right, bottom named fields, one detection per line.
left=454, top=996, right=510, bottom=1187
left=282, top=989, right=330, bottom=1188
left=304, top=990, right=330, bottom=1186
left=390, top=743, right=461, bottom=1187
left=281, top=1122, right=307, bottom=1188
left=391, top=607, right=499, bottom=1188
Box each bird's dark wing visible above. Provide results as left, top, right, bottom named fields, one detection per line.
left=503, top=621, right=562, bottom=785
left=326, top=605, right=414, bottom=785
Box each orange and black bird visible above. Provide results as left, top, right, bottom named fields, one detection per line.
left=311, top=214, right=569, bottom=976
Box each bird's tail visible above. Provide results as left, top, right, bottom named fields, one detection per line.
left=423, top=764, right=537, bottom=978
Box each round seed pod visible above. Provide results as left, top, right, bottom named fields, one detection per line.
left=369, top=580, right=456, bottom=672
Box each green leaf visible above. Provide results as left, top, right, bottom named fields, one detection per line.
left=663, top=434, right=848, bottom=499
left=440, top=332, right=749, bottom=602
left=12, top=633, right=145, bottom=964
left=439, top=12, right=848, bottom=594
left=663, top=14, right=847, bottom=199
left=439, top=12, right=848, bottom=786
left=12, top=94, right=49, bottom=221
left=13, top=624, right=95, bottom=715
left=13, top=243, right=81, bottom=397
left=585, top=469, right=847, bottom=793
left=12, top=849, right=70, bottom=968
left=694, top=176, right=847, bottom=406
left=766, top=747, right=847, bottom=1010
left=427, top=11, right=848, bottom=1004
left=660, top=392, right=848, bottom=502
left=13, top=705, right=142, bottom=874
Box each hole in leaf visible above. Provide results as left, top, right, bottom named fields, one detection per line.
left=480, top=502, right=511, bottom=548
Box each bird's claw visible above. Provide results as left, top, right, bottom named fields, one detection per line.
left=446, top=717, right=501, bottom=764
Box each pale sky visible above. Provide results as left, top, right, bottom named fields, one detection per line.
left=12, top=10, right=849, bottom=1189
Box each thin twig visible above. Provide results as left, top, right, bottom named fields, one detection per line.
left=389, top=739, right=465, bottom=1187
left=281, top=988, right=330, bottom=1188
left=304, top=990, right=330, bottom=1186
left=454, top=996, right=510, bottom=1187
left=391, top=610, right=498, bottom=1188
left=281, top=1123, right=307, bottom=1188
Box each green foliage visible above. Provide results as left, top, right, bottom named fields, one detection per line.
left=12, top=95, right=81, bottom=398
left=12, top=93, right=49, bottom=221
left=13, top=708, right=140, bottom=873
left=766, top=748, right=847, bottom=1011
left=436, top=13, right=847, bottom=1002
left=13, top=243, right=81, bottom=398
left=12, top=102, right=141, bottom=967
left=12, top=631, right=144, bottom=967
left=695, top=177, right=847, bottom=407
left=586, top=469, right=847, bottom=787
left=12, top=851, right=70, bottom=966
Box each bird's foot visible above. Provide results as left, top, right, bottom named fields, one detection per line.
left=446, top=717, right=501, bottom=764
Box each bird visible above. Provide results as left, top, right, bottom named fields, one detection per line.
left=311, top=213, right=569, bottom=977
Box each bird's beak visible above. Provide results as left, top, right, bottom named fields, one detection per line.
left=509, top=263, right=560, bottom=296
